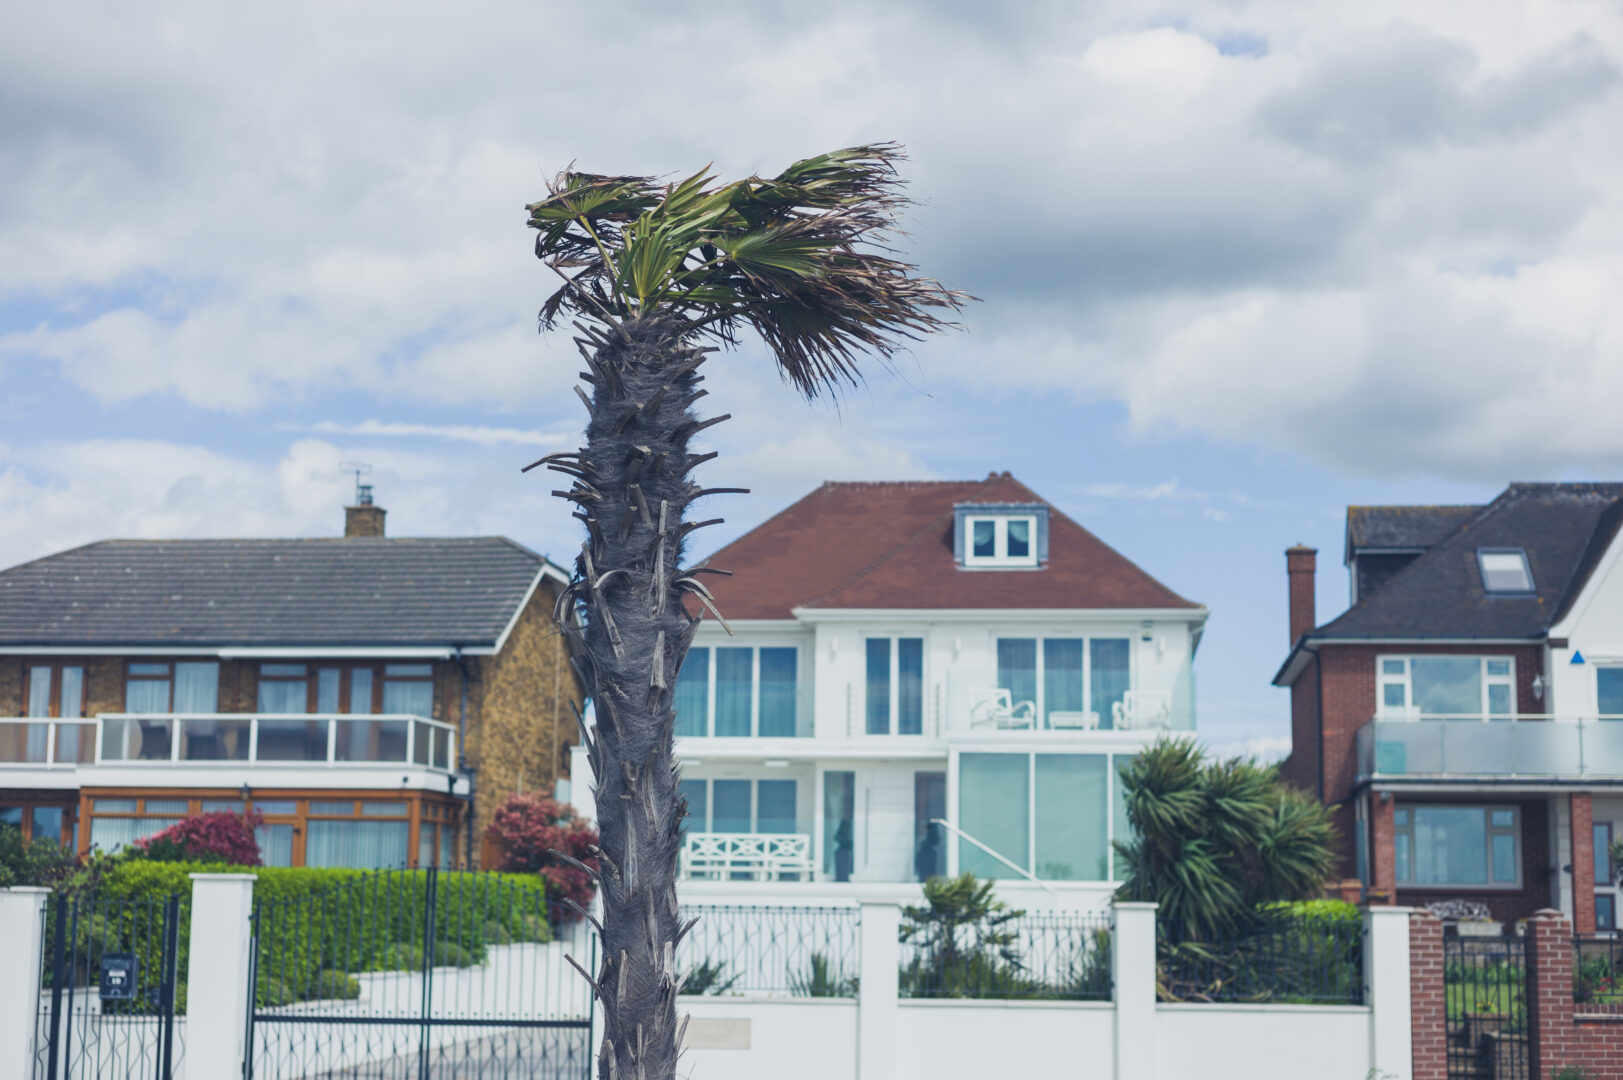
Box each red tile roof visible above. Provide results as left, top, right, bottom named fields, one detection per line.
left=697, top=472, right=1200, bottom=620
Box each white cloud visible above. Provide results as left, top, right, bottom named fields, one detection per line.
left=295, top=419, right=569, bottom=447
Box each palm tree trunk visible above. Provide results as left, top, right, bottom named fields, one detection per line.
left=555, top=312, right=717, bottom=1080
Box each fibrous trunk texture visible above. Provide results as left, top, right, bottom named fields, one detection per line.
left=547, top=312, right=725, bottom=1080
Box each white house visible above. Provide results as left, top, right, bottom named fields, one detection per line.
left=571, top=472, right=1208, bottom=906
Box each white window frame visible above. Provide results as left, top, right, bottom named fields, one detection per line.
left=1393, top=803, right=1522, bottom=890
left=964, top=515, right=1039, bottom=567
left=679, top=645, right=800, bottom=738
left=994, top=635, right=1134, bottom=727
left=1376, top=655, right=1516, bottom=719
left=864, top=636, right=926, bottom=736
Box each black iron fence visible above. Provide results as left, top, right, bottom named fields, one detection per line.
left=1573, top=934, right=1623, bottom=1008
left=1156, top=914, right=1363, bottom=1005
left=899, top=910, right=1112, bottom=1001
left=248, top=867, right=593, bottom=1080
left=34, top=892, right=184, bottom=1080
left=1443, top=930, right=1527, bottom=1080
left=679, top=904, right=861, bottom=997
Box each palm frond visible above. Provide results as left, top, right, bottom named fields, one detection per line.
left=526, top=143, right=970, bottom=397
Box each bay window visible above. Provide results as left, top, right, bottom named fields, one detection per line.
left=1393, top=804, right=1520, bottom=888
left=996, top=637, right=1131, bottom=728
left=956, top=751, right=1135, bottom=882
left=1377, top=656, right=1515, bottom=719
left=672, top=645, right=801, bottom=737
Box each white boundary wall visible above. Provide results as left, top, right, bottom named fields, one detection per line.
left=2, top=886, right=1415, bottom=1080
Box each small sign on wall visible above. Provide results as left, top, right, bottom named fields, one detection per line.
left=684, top=1018, right=751, bottom=1050
left=99, top=953, right=138, bottom=1001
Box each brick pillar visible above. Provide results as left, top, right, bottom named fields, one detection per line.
left=1409, top=909, right=1447, bottom=1080
left=1370, top=793, right=1397, bottom=903
left=1571, top=793, right=1597, bottom=934
left=1526, top=908, right=1576, bottom=1079
left=1286, top=545, right=1317, bottom=645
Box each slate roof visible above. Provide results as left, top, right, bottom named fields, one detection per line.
left=1313, top=483, right=1623, bottom=643
left=1344, top=504, right=1480, bottom=562
left=699, top=473, right=1202, bottom=620
left=0, top=538, right=551, bottom=647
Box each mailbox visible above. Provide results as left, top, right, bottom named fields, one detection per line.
left=99, top=953, right=138, bottom=1001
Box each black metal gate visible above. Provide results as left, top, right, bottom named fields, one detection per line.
left=1443, top=928, right=1528, bottom=1080
left=247, top=868, right=594, bottom=1080
left=34, top=892, right=184, bottom=1080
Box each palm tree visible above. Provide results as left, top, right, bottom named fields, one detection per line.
left=524, top=144, right=964, bottom=1080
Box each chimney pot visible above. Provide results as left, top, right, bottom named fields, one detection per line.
left=1286, top=545, right=1317, bottom=645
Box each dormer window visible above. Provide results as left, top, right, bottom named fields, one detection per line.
left=1477, top=549, right=1533, bottom=594
left=955, top=503, right=1048, bottom=568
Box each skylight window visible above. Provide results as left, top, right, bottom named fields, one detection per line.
left=1478, top=549, right=1533, bottom=594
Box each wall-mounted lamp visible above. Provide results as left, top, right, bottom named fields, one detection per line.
left=239, top=783, right=252, bottom=804
left=1533, top=674, right=1546, bottom=701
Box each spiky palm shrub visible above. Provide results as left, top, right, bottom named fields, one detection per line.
left=1114, top=738, right=1337, bottom=1000
left=525, top=145, right=963, bottom=1080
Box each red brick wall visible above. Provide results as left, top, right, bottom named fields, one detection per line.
left=1409, top=909, right=1448, bottom=1080
left=1281, top=655, right=1320, bottom=797
left=1526, top=909, right=1623, bottom=1079
left=1572, top=794, right=1597, bottom=935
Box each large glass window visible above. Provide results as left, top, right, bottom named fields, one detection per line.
left=959, top=753, right=1030, bottom=879
left=1394, top=804, right=1520, bottom=887
left=127, top=661, right=219, bottom=713
left=996, top=637, right=1132, bottom=729
left=1599, top=667, right=1623, bottom=717
left=1035, top=755, right=1109, bottom=881
left=674, top=650, right=710, bottom=737
left=958, top=752, right=1130, bottom=881
left=1377, top=656, right=1516, bottom=718
left=682, top=778, right=800, bottom=836
left=675, top=645, right=801, bottom=737
left=913, top=771, right=946, bottom=881
left=824, top=771, right=855, bottom=881
left=257, top=663, right=433, bottom=717
left=867, top=637, right=925, bottom=735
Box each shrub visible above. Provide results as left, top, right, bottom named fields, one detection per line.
left=309, top=969, right=361, bottom=1000
left=680, top=958, right=740, bottom=996
left=133, top=811, right=261, bottom=866
left=0, top=827, right=81, bottom=889
left=789, top=951, right=858, bottom=998
left=899, top=873, right=1037, bottom=998
left=485, top=794, right=599, bottom=917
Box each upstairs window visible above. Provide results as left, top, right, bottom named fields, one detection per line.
left=673, top=645, right=800, bottom=737
left=1477, top=549, right=1533, bottom=594
left=964, top=515, right=1038, bottom=567
left=1378, top=655, right=1515, bottom=719
left=126, top=661, right=219, bottom=713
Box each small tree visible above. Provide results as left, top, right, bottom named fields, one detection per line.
left=485, top=794, right=599, bottom=917
left=899, top=872, right=1027, bottom=997
left=134, top=810, right=261, bottom=865
left=1114, top=738, right=1335, bottom=942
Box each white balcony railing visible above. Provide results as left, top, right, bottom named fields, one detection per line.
left=0, top=713, right=457, bottom=772
left=942, top=673, right=1180, bottom=735
left=679, top=832, right=815, bottom=882
left=1358, top=714, right=1623, bottom=781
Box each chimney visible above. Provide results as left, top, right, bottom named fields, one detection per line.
left=1286, top=544, right=1317, bottom=645
left=344, top=484, right=386, bottom=538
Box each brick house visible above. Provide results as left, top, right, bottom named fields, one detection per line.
left=0, top=491, right=581, bottom=868
left=1276, top=482, right=1623, bottom=931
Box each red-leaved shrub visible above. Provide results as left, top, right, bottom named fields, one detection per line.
left=135, top=810, right=262, bottom=865
left=486, top=794, right=598, bottom=917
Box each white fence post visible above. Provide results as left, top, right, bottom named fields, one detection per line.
left=858, top=901, right=900, bottom=1080
left=187, top=873, right=256, bottom=1078
left=1364, top=905, right=1413, bottom=1080
left=1112, top=900, right=1157, bottom=1080
left=0, top=887, right=51, bottom=1080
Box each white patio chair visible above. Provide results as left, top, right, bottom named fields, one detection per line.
left=968, top=688, right=1037, bottom=730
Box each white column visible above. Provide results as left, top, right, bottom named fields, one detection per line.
left=186, top=873, right=256, bottom=1078
left=1112, top=900, right=1157, bottom=1080
left=1365, top=905, right=1414, bottom=1080
left=0, top=888, right=51, bottom=1080
left=858, top=901, right=900, bottom=1080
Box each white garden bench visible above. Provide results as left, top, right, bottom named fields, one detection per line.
left=680, top=832, right=815, bottom=882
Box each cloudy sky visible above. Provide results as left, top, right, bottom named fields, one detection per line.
left=3, top=1, right=1621, bottom=757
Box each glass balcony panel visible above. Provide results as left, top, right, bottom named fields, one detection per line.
left=1583, top=720, right=1623, bottom=776
left=0, top=723, right=50, bottom=763
left=100, top=717, right=173, bottom=761
left=1365, top=718, right=1589, bottom=779
left=413, top=721, right=432, bottom=765
left=179, top=717, right=252, bottom=761
left=54, top=723, right=95, bottom=764
left=334, top=718, right=409, bottom=763
left=433, top=726, right=450, bottom=769
left=256, top=718, right=330, bottom=762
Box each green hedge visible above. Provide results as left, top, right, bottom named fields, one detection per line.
left=64, top=863, right=551, bottom=1011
